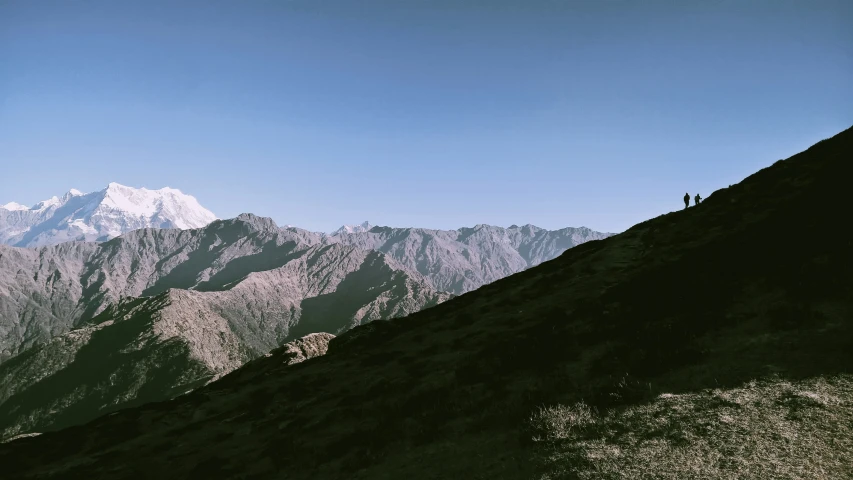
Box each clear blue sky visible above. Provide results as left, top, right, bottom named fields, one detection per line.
left=1, top=0, right=851, bottom=233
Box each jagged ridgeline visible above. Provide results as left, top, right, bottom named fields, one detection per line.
left=0, top=213, right=609, bottom=359
left=0, top=214, right=451, bottom=438
left=2, top=126, right=850, bottom=479
left=0, top=210, right=607, bottom=440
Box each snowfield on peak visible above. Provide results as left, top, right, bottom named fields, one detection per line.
left=0, top=183, right=217, bottom=248
left=331, top=221, right=373, bottom=235
left=0, top=203, right=28, bottom=212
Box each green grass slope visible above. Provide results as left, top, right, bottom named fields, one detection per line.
left=1, top=125, right=851, bottom=479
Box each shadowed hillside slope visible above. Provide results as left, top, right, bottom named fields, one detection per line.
left=1, top=126, right=851, bottom=479
left=0, top=245, right=449, bottom=440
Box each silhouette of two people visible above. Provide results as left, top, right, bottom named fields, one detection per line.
left=684, top=192, right=702, bottom=209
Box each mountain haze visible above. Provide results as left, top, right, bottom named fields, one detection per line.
left=1, top=126, right=849, bottom=478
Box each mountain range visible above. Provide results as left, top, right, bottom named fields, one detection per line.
left=0, top=202, right=608, bottom=438
left=0, top=212, right=609, bottom=359
left=327, top=223, right=610, bottom=294
left=0, top=214, right=454, bottom=437
left=1, top=126, right=849, bottom=478
left=2, top=184, right=611, bottom=297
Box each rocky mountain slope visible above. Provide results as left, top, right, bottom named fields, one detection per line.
left=2, top=127, right=849, bottom=479
left=0, top=312, right=335, bottom=440
left=0, top=183, right=217, bottom=247
left=0, top=214, right=605, bottom=361
left=0, top=213, right=448, bottom=438
left=329, top=223, right=612, bottom=294
left=0, top=209, right=602, bottom=436
left=0, top=214, right=316, bottom=360
left=2, top=181, right=609, bottom=296
left=0, top=214, right=598, bottom=437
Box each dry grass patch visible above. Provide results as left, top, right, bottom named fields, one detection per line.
left=532, top=375, right=853, bottom=479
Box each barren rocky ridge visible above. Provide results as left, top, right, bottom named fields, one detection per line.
left=0, top=210, right=607, bottom=439
left=0, top=214, right=450, bottom=437
left=327, top=223, right=611, bottom=294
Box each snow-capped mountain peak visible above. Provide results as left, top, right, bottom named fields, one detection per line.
left=31, top=196, right=62, bottom=211
left=1, top=202, right=29, bottom=211
left=62, top=189, right=85, bottom=199
left=95, top=183, right=217, bottom=233
left=1, top=183, right=218, bottom=247
left=331, top=221, right=373, bottom=235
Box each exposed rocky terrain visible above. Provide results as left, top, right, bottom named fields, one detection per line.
left=0, top=214, right=314, bottom=360
left=0, top=204, right=606, bottom=439
left=0, top=183, right=217, bottom=248
left=328, top=223, right=612, bottom=294
left=0, top=310, right=335, bottom=439
left=0, top=215, right=449, bottom=437
left=1, top=213, right=606, bottom=360
left=2, top=127, right=848, bottom=478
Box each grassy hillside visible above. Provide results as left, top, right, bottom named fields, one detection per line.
left=1, top=125, right=851, bottom=479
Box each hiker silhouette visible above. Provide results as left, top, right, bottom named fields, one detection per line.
left=683, top=193, right=690, bottom=209
left=694, top=193, right=702, bottom=205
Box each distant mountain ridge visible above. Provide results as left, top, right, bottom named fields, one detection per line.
left=330, top=221, right=373, bottom=235
left=0, top=183, right=217, bottom=247
left=0, top=213, right=608, bottom=360
left=0, top=191, right=610, bottom=440
left=0, top=214, right=449, bottom=438
left=327, top=222, right=613, bottom=294
left=0, top=213, right=447, bottom=361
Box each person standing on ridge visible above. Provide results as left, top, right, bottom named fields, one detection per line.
left=694, top=193, right=702, bottom=205
left=684, top=192, right=690, bottom=209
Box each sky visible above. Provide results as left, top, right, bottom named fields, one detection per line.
left=1, top=0, right=851, bottom=234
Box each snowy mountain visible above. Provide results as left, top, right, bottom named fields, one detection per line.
left=330, top=221, right=373, bottom=235
left=0, top=183, right=217, bottom=247
left=0, top=203, right=28, bottom=212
